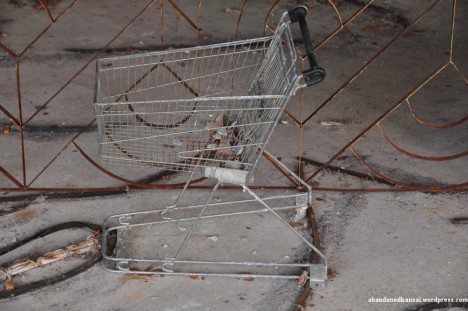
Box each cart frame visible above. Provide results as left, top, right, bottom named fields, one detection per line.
left=94, top=6, right=327, bottom=289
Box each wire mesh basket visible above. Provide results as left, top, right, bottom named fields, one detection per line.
left=94, top=7, right=324, bottom=181
left=94, top=6, right=327, bottom=286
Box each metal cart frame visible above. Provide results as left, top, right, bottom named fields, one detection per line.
left=94, top=6, right=327, bottom=289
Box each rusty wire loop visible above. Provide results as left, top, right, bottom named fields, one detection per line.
left=377, top=124, right=468, bottom=161
left=0, top=0, right=466, bottom=193
left=406, top=99, right=468, bottom=129
left=349, top=146, right=468, bottom=192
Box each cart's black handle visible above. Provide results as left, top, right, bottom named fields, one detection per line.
left=288, top=6, right=325, bottom=87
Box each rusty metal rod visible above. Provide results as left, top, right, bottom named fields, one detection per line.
left=299, top=156, right=394, bottom=186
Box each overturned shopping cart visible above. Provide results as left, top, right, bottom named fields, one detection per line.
left=94, top=6, right=327, bottom=289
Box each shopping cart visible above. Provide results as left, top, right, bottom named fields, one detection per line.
left=94, top=6, right=327, bottom=288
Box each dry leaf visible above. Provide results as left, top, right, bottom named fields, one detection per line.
left=327, top=268, right=338, bottom=279
left=148, top=265, right=163, bottom=273
left=297, top=270, right=308, bottom=287
left=90, top=230, right=101, bottom=239
left=189, top=275, right=205, bottom=280
left=204, top=121, right=220, bottom=130
left=4, top=279, right=16, bottom=291
left=425, top=207, right=438, bottom=215
left=290, top=221, right=303, bottom=228
left=218, top=144, right=232, bottom=156
left=298, top=223, right=309, bottom=231
left=215, top=114, right=224, bottom=127
left=1, top=125, right=11, bottom=135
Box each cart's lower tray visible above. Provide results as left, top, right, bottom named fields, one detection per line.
left=102, top=193, right=326, bottom=289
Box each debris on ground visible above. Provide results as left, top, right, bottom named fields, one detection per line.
left=320, top=120, right=344, bottom=126
left=224, top=7, right=241, bottom=14
left=121, top=274, right=153, bottom=283
left=0, top=236, right=100, bottom=282
left=296, top=270, right=308, bottom=288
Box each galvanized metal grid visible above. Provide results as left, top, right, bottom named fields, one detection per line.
left=94, top=18, right=300, bottom=172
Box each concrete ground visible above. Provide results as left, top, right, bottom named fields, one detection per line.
left=1, top=0, right=467, bottom=310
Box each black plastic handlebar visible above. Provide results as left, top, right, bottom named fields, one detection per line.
left=288, top=6, right=325, bottom=86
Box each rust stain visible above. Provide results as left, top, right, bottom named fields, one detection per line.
left=15, top=208, right=36, bottom=218
left=237, top=272, right=254, bottom=281
left=327, top=268, right=338, bottom=280
left=125, top=289, right=149, bottom=302
left=121, top=274, right=153, bottom=283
